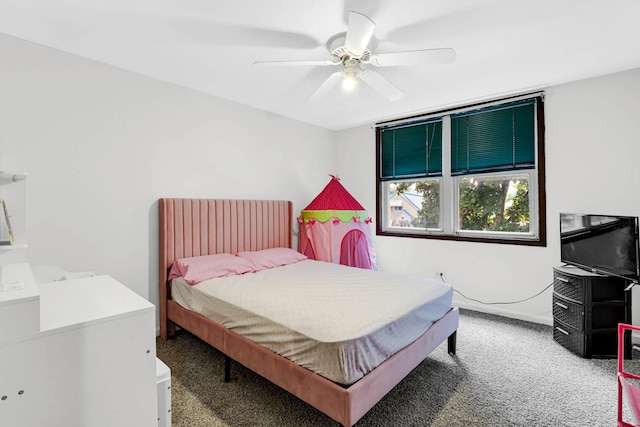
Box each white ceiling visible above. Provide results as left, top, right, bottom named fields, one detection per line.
left=1, top=0, right=639, bottom=130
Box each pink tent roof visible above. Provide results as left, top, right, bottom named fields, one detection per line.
left=303, top=176, right=365, bottom=211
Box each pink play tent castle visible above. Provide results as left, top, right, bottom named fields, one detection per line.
left=298, top=176, right=377, bottom=270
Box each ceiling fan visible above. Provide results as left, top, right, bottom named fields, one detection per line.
left=252, top=11, right=456, bottom=102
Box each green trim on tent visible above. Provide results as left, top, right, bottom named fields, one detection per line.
left=300, top=210, right=369, bottom=223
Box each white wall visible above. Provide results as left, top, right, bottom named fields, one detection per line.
left=2, top=32, right=639, bottom=327
left=0, top=34, right=337, bottom=319
left=337, top=68, right=640, bottom=324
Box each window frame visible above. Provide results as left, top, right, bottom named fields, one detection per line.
left=375, top=94, right=546, bottom=246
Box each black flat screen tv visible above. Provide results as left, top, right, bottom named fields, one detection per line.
left=560, top=213, right=640, bottom=282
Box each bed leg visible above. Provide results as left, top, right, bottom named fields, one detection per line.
left=224, top=355, right=231, bottom=383
left=167, top=320, right=176, bottom=337
left=447, top=331, right=457, bottom=355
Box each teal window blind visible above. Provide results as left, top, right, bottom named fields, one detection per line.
left=380, top=120, right=442, bottom=180
left=451, top=100, right=535, bottom=176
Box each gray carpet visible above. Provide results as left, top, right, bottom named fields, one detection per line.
left=156, top=309, right=637, bottom=426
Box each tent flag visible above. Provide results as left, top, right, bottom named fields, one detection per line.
left=298, top=175, right=377, bottom=270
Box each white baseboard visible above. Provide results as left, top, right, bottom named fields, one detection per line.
left=453, top=300, right=552, bottom=326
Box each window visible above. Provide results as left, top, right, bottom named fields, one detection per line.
left=376, top=95, right=546, bottom=245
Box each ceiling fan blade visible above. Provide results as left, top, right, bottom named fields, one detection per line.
left=306, top=72, right=343, bottom=103
left=370, top=48, right=456, bottom=67
left=359, top=69, right=404, bottom=101
left=253, top=59, right=338, bottom=67
left=344, top=11, right=376, bottom=57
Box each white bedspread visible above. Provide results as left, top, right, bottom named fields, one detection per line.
left=171, top=259, right=452, bottom=385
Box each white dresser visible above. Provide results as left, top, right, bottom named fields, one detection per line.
left=0, top=273, right=157, bottom=427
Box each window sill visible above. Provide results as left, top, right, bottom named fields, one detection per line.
left=376, top=229, right=547, bottom=247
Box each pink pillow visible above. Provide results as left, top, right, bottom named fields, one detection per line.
left=168, top=253, right=255, bottom=285
left=236, top=247, right=307, bottom=270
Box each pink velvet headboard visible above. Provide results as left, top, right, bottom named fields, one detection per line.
left=158, top=198, right=293, bottom=335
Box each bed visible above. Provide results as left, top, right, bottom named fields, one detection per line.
left=159, top=198, right=459, bottom=426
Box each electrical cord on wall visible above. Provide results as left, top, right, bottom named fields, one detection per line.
left=438, top=273, right=554, bottom=305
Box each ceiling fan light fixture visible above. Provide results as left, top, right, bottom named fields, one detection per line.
left=343, top=59, right=359, bottom=76
left=341, top=57, right=360, bottom=91
left=341, top=75, right=358, bottom=91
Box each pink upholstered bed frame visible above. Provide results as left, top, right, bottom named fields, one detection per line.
left=159, top=198, right=459, bottom=426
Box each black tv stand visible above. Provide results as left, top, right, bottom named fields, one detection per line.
left=552, top=265, right=632, bottom=358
